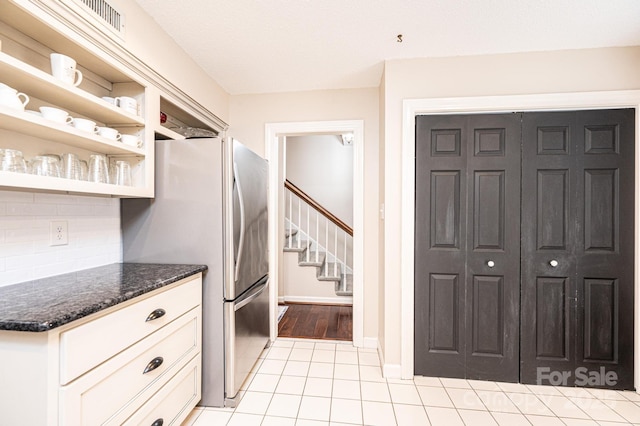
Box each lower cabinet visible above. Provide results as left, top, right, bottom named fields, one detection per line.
left=0, top=273, right=202, bottom=425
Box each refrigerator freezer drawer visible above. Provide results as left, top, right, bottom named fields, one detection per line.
left=224, top=279, right=270, bottom=405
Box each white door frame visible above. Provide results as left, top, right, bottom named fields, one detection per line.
left=266, top=120, right=364, bottom=347
left=401, top=90, right=640, bottom=387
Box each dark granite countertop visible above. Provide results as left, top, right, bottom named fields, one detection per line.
left=0, top=263, right=207, bottom=332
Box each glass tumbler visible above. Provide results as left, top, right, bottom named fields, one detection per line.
left=114, top=160, right=132, bottom=186
left=88, top=154, right=109, bottom=183
left=78, top=160, right=88, bottom=181
left=61, top=153, right=80, bottom=180
left=31, top=156, right=62, bottom=177
left=1, top=149, right=27, bottom=173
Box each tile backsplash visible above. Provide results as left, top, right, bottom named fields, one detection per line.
left=0, top=190, right=121, bottom=287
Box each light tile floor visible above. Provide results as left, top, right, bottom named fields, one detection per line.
left=183, top=338, right=640, bottom=425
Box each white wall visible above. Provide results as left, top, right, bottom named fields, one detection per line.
left=0, top=190, right=121, bottom=287
left=229, top=88, right=380, bottom=340
left=286, top=134, right=354, bottom=227
left=380, top=46, right=640, bottom=370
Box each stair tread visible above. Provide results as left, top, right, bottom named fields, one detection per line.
left=283, top=230, right=352, bottom=297
left=283, top=234, right=309, bottom=252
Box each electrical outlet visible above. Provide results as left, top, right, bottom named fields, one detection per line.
left=50, top=220, right=68, bottom=246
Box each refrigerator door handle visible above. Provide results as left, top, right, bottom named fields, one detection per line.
left=234, top=278, right=269, bottom=312
left=233, top=161, right=246, bottom=283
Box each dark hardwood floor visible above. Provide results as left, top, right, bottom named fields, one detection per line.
left=278, top=303, right=352, bottom=341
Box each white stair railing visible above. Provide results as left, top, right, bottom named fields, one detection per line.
left=284, top=181, right=353, bottom=275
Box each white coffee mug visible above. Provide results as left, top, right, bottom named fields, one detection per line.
left=115, top=96, right=138, bottom=115
left=0, top=87, right=29, bottom=111
left=50, top=53, right=83, bottom=87
left=39, top=106, right=73, bottom=124
left=97, top=126, right=121, bottom=141
left=101, top=96, right=116, bottom=105
left=121, top=134, right=142, bottom=148
left=72, top=117, right=98, bottom=133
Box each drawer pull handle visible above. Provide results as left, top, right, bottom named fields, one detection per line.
left=145, top=308, right=166, bottom=322
left=151, top=419, right=164, bottom=426
left=143, top=356, right=164, bottom=374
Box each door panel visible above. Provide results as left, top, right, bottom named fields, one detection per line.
left=472, top=275, right=504, bottom=356
left=429, top=274, right=460, bottom=352
left=415, top=115, right=467, bottom=378
left=535, top=277, right=570, bottom=359
left=430, top=171, right=461, bottom=249
left=574, top=109, right=634, bottom=390
left=583, top=278, right=617, bottom=362
left=415, top=113, right=521, bottom=382
left=521, top=111, right=578, bottom=385
left=583, top=169, right=616, bottom=251
left=522, top=109, right=634, bottom=389
left=536, top=170, right=569, bottom=250
left=473, top=171, right=505, bottom=250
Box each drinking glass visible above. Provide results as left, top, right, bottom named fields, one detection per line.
left=31, top=156, right=62, bottom=177
left=61, top=153, right=80, bottom=180
left=114, top=160, right=132, bottom=186
left=1, top=149, right=27, bottom=173
left=88, top=154, right=109, bottom=183
left=78, top=160, right=88, bottom=181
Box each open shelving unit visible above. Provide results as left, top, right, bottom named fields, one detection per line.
left=0, top=1, right=151, bottom=197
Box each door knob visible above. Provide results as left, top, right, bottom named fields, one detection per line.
left=487, top=260, right=495, bottom=268
left=549, top=260, right=559, bottom=267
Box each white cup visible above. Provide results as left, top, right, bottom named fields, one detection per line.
left=72, top=117, right=99, bottom=133
left=101, top=96, right=116, bottom=105
left=0, top=87, right=29, bottom=111
left=50, top=53, right=83, bottom=87
left=121, top=134, right=142, bottom=148
left=97, top=126, right=121, bottom=141
left=39, top=106, right=73, bottom=124
left=115, top=96, right=138, bottom=115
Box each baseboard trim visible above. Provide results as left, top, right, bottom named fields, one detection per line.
left=278, top=296, right=286, bottom=304
left=283, top=296, right=353, bottom=305
left=383, top=363, right=402, bottom=379
left=363, top=337, right=378, bottom=350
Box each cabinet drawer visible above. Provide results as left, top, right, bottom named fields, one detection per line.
left=59, top=275, right=201, bottom=384
left=59, top=306, right=200, bottom=426
left=123, top=355, right=201, bottom=426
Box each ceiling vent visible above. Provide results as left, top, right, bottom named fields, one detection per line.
left=60, top=0, right=126, bottom=38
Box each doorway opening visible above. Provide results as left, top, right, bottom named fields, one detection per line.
left=277, top=133, right=354, bottom=341
left=265, top=120, right=364, bottom=346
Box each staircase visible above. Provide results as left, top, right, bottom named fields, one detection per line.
left=284, top=228, right=353, bottom=297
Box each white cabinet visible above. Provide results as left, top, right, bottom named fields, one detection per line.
left=0, top=273, right=203, bottom=426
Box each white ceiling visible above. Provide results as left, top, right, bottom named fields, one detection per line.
left=133, top=0, right=640, bottom=95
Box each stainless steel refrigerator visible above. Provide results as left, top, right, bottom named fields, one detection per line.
left=121, top=137, right=270, bottom=407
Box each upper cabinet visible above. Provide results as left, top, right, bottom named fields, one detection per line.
left=0, top=0, right=226, bottom=198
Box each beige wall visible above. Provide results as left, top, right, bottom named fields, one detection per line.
left=381, top=46, right=640, bottom=368
left=229, top=88, right=380, bottom=340
left=107, top=0, right=230, bottom=122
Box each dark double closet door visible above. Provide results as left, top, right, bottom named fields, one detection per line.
left=414, top=109, right=635, bottom=389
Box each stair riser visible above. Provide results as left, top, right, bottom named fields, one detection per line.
left=284, top=231, right=352, bottom=296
